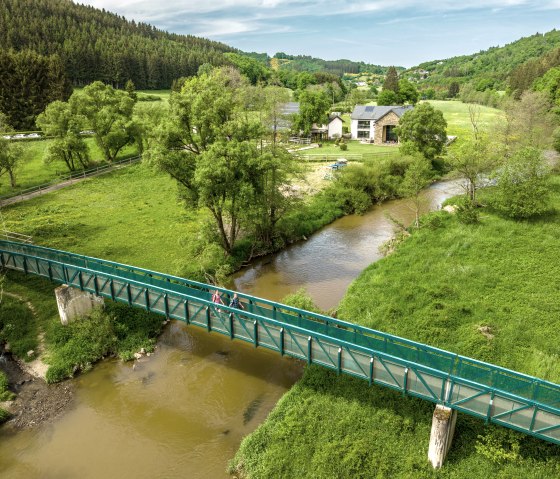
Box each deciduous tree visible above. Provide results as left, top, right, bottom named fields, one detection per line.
left=293, top=90, right=330, bottom=135
left=396, top=103, right=447, bottom=161
left=399, top=156, right=433, bottom=228
left=449, top=135, right=498, bottom=203
left=71, top=82, right=136, bottom=162
left=0, top=113, right=22, bottom=188
left=376, top=90, right=399, bottom=106
left=36, top=101, right=90, bottom=171
left=397, top=78, right=419, bottom=105
left=146, top=68, right=296, bottom=254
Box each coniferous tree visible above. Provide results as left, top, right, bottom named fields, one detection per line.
left=383, top=66, right=400, bottom=94
left=0, top=49, right=72, bottom=130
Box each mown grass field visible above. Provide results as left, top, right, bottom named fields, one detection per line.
left=231, top=175, right=560, bottom=478
left=302, top=142, right=398, bottom=156
left=0, top=138, right=138, bottom=197
left=0, top=164, right=201, bottom=274
left=425, top=100, right=504, bottom=138
left=136, top=89, right=171, bottom=102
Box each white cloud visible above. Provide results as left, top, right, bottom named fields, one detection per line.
left=78, top=0, right=560, bottom=41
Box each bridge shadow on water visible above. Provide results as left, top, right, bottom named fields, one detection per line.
left=158, top=319, right=304, bottom=390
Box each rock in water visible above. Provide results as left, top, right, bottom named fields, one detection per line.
left=243, top=396, right=264, bottom=425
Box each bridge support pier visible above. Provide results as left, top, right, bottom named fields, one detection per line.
left=55, top=285, right=104, bottom=325
left=428, top=404, right=457, bottom=469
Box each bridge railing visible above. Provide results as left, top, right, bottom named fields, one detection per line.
left=0, top=239, right=559, bottom=445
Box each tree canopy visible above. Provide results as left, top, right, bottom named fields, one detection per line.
left=395, top=103, right=447, bottom=161
left=145, top=69, right=297, bottom=254
left=0, top=0, right=233, bottom=90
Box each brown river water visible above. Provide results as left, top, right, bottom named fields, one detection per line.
left=0, top=181, right=461, bottom=478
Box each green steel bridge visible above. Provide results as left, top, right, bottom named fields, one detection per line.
left=0, top=240, right=558, bottom=446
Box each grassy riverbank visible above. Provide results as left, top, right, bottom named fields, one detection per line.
left=230, top=175, right=560, bottom=478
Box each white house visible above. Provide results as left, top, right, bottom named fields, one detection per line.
left=312, top=113, right=343, bottom=139
left=350, top=105, right=413, bottom=145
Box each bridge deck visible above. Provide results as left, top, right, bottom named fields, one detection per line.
left=0, top=240, right=558, bottom=446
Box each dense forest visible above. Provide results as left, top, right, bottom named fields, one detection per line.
left=406, top=30, right=560, bottom=91
left=0, top=0, right=234, bottom=89
left=0, top=50, right=73, bottom=130
left=271, top=53, right=400, bottom=76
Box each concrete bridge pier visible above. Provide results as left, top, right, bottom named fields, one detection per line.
left=55, top=284, right=104, bottom=325
left=428, top=404, right=457, bottom=469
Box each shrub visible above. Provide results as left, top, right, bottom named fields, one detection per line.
left=0, top=371, right=15, bottom=401
left=491, top=147, right=551, bottom=219
left=456, top=199, right=480, bottom=224
left=339, top=143, right=347, bottom=151
left=0, top=297, right=38, bottom=360
left=281, top=289, right=322, bottom=314
left=45, top=302, right=164, bottom=383
left=46, top=308, right=116, bottom=383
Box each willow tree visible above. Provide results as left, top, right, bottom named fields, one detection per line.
left=36, top=101, right=90, bottom=171
left=146, top=68, right=296, bottom=254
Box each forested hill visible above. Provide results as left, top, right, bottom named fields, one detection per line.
left=269, top=53, right=402, bottom=76
left=0, top=0, right=234, bottom=89
left=405, top=29, right=560, bottom=90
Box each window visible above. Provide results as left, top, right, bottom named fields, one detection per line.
left=385, top=125, right=398, bottom=142
left=357, top=120, right=370, bottom=129
left=357, top=130, right=370, bottom=139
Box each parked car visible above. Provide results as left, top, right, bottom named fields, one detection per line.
left=13, top=134, right=26, bottom=139
left=1, top=135, right=11, bottom=140
left=329, top=159, right=348, bottom=170
left=26, top=133, right=41, bottom=138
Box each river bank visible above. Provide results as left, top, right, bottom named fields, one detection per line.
left=230, top=174, right=560, bottom=478
left=0, top=350, right=74, bottom=430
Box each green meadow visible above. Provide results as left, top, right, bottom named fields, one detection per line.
left=0, top=138, right=138, bottom=197
left=425, top=100, right=504, bottom=138
left=0, top=164, right=200, bottom=273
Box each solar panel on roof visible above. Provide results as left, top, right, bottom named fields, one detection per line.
left=365, top=106, right=374, bottom=112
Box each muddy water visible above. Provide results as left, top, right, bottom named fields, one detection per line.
left=0, top=322, right=302, bottom=479
left=0, top=180, right=461, bottom=479
left=232, top=180, right=463, bottom=310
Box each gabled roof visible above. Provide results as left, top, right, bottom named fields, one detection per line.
left=328, top=113, right=343, bottom=123
left=351, top=105, right=413, bottom=121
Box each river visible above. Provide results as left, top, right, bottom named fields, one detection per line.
left=0, top=181, right=461, bottom=478
left=232, top=180, right=463, bottom=310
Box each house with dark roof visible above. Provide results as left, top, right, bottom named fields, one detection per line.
left=350, top=105, right=413, bottom=145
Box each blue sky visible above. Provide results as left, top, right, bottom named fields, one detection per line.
left=79, top=1, right=560, bottom=67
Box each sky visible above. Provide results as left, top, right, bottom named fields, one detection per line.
left=79, top=1, right=560, bottom=67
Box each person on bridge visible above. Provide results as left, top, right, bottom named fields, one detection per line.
left=229, top=293, right=245, bottom=312
left=212, top=290, right=224, bottom=312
